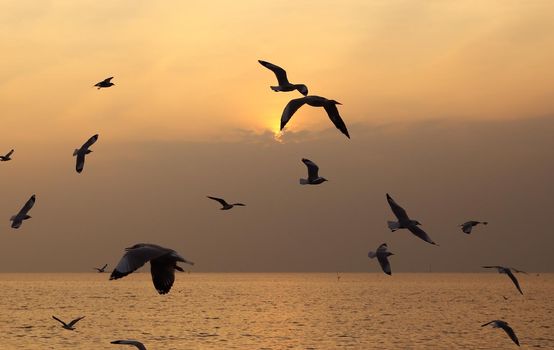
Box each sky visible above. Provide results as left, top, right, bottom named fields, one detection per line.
left=0, top=1, right=553, bottom=272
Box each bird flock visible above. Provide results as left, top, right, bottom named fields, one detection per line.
left=1, top=61, right=535, bottom=348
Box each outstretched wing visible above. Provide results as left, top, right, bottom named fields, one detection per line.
left=323, top=103, right=350, bottom=138
left=481, top=266, right=503, bottom=270
left=76, top=152, right=86, bottom=173
left=81, top=134, right=99, bottom=150
left=111, top=340, right=147, bottom=350
left=150, top=257, right=176, bottom=295
left=5, top=149, right=14, bottom=157
left=18, top=195, right=36, bottom=216
left=377, top=255, right=392, bottom=275
left=461, top=222, right=473, bottom=234
left=408, top=225, right=437, bottom=245
left=301, top=158, right=319, bottom=179
left=501, top=324, right=520, bottom=346
left=258, top=60, right=290, bottom=86
left=110, top=245, right=168, bottom=280
left=52, top=315, right=67, bottom=327
left=281, top=97, right=307, bottom=130
left=68, top=316, right=85, bottom=327
left=207, top=196, right=229, bottom=207
left=481, top=320, right=497, bottom=327
left=101, top=264, right=108, bottom=270
left=505, top=269, right=523, bottom=295
left=386, top=193, right=410, bottom=221
left=510, top=267, right=528, bottom=274
left=104, top=77, right=114, bottom=83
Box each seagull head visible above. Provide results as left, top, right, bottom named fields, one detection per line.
left=297, top=84, right=308, bottom=96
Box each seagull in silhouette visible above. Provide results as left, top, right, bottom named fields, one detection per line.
left=368, top=243, right=394, bottom=275
left=206, top=196, right=245, bottom=210
left=481, top=266, right=524, bottom=295
left=258, top=60, right=308, bottom=96
left=93, top=264, right=108, bottom=273
left=10, top=194, right=36, bottom=229
left=281, top=95, right=350, bottom=138
left=386, top=193, right=437, bottom=245
left=111, top=340, right=147, bottom=350
left=0, top=149, right=14, bottom=161
left=460, top=220, right=488, bottom=234
left=300, top=158, right=327, bottom=185
left=110, top=243, right=194, bottom=295
left=95, top=77, right=114, bottom=89
left=52, top=316, right=85, bottom=330
left=481, top=320, right=520, bottom=346
left=73, top=134, right=98, bottom=173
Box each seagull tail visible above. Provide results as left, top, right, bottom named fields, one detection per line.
left=387, top=221, right=400, bottom=231
left=299, top=178, right=309, bottom=185
left=73, top=149, right=79, bottom=156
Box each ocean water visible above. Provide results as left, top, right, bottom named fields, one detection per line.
left=0, top=273, right=552, bottom=349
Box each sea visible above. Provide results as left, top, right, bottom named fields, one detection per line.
left=0, top=273, right=552, bottom=349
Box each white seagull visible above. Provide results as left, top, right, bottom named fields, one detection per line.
left=110, top=243, right=194, bottom=295
left=481, top=266, right=524, bottom=295
left=258, top=60, right=308, bottom=96
left=368, top=243, right=394, bottom=275
left=111, top=340, right=147, bottom=350
left=481, top=320, right=520, bottom=346
left=460, top=220, right=488, bottom=234
left=73, top=134, right=98, bottom=173
left=300, top=158, right=327, bottom=185
left=281, top=95, right=350, bottom=138
left=206, top=196, right=246, bottom=210
left=10, top=194, right=36, bottom=229
left=95, top=77, right=114, bottom=89
left=93, top=264, right=108, bottom=273
left=386, top=193, right=437, bottom=245
left=0, top=149, right=14, bottom=161
left=52, top=315, right=85, bottom=331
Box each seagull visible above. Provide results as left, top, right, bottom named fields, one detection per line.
left=206, top=196, right=246, bottom=210
left=73, top=134, right=98, bottom=173
left=481, top=266, right=524, bottom=295
left=95, top=77, right=114, bottom=89
left=300, top=158, right=327, bottom=185
left=386, top=193, right=437, bottom=245
left=93, top=264, right=108, bottom=273
left=111, top=340, right=147, bottom=350
left=0, top=149, right=14, bottom=161
left=368, top=243, right=394, bottom=275
left=110, top=243, right=194, bottom=295
left=281, top=95, right=350, bottom=138
left=258, top=60, right=308, bottom=96
left=481, top=320, right=520, bottom=346
left=52, top=316, right=85, bottom=331
left=10, top=194, right=36, bottom=229
left=460, top=220, right=488, bottom=234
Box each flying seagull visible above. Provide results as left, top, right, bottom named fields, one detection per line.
left=111, top=340, right=147, bottom=350
left=10, top=194, right=36, bottom=229
left=281, top=95, right=350, bottom=138
left=0, top=149, right=14, bottom=161
left=73, top=134, right=98, bottom=173
left=93, top=264, right=108, bottom=273
left=110, top=243, right=194, bottom=295
left=95, top=77, right=114, bottom=89
left=206, top=196, right=246, bottom=210
left=300, top=158, right=327, bottom=185
left=386, top=193, right=437, bottom=245
left=258, top=60, right=308, bottom=96
left=460, top=220, right=488, bottom=234
left=368, top=243, right=394, bottom=275
left=481, top=266, right=524, bottom=295
left=52, top=316, right=85, bottom=331
left=481, top=320, right=520, bottom=346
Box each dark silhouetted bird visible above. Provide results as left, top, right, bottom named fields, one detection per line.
left=300, top=158, right=327, bottom=185
left=73, top=134, right=98, bottom=173
left=386, top=193, right=437, bottom=245
left=481, top=266, right=524, bottom=295
left=111, top=340, right=147, bottom=350
left=93, top=264, right=108, bottom=273
left=481, top=320, right=520, bottom=346
left=0, top=149, right=14, bottom=161
left=368, top=243, right=394, bottom=275
left=10, top=194, right=36, bottom=229
left=207, top=196, right=245, bottom=210
left=95, top=77, right=114, bottom=89
left=52, top=315, right=85, bottom=331
left=460, top=220, right=488, bottom=234
left=258, top=60, right=308, bottom=96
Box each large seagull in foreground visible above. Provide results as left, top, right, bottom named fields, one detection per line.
left=386, top=193, right=437, bottom=245
left=258, top=60, right=308, bottom=96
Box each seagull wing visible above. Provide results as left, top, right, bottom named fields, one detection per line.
left=302, top=158, right=319, bottom=179
left=481, top=320, right=497, bottom=327
left=111, top=340, right=147, bottom=350
left=110, top=245, right=169, bottom=280
left=18, top=195, right=36, bottom=216
left=280, top=97, right=307, bottom=131
left=500, top=324, right=520, bottom=346
left=104, top=77, right=114, bottom=83
left=68, top=316, right=85, bottom=327
left=81, top=134, right=99, bottom=150
left=5, top=149, right=14, bottom=157
left=52, top=316, right=68, bottom=327
left=461, top=223, right=473, bottom=234
left=377, top=255, right=392, bottom=275
left=505, top=269, right=523, bottom=295
left=408, top=225, right=437, bottom=245
left=481, top=266, right=503, bottom=270
left=207, top=196, right=229, bottom=207
left=76, top=152, right=86, bottom=173
left=510, top=267, right=528, bottom=274
left=150, top=256, right=176, bottom=295
left=386, top=193, right=410, bottom=221
left=258, top=60, right=290, bottom=85
left=101, top=264, right=108, bottom=270
left=323, top=103, right=350, bottom=138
